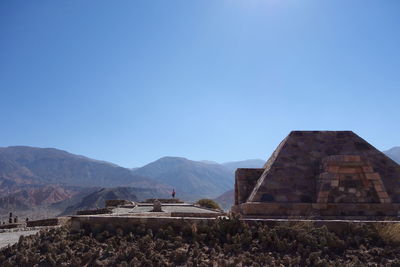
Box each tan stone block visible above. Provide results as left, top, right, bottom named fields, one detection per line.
left=378, top=191, right=389, bottom=199
left=366, top=173, right=380, bottom=180
left=338, top=167, right=358, bottom=174
left=353, top=156, right=362, bottom=161
left=331, top=180, right=339, bottom=187
left=327, top=166, right=340, bottom=173
left=344, top=156, right=352, bottom=162
left=372, top=180, right=382, bottom=185
left=362, top=180, right=371, bottom=187
left=344, top=155, right=361, bottom=162
left=318, top=191, right=329, bottom=198
left=339, top=187, right=345, bottom=192
left=362, top=166, right=374, bottom=173
left=374, top=185, right=383, bottom=192
left=349, top=188, right=356, bottom=193
left=317, top=197, right=328, bottom=203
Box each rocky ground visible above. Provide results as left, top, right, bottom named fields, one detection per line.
left=0, top=229, right=40, bottom=249
left=0, top=217, right=399, bottom=266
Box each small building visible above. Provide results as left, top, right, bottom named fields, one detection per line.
left=232, top=131, right=400, bottom=219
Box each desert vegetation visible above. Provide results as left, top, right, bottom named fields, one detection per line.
left=196, top=199, right=221, bottom=211
left=1, top=217, right=400, bottom=266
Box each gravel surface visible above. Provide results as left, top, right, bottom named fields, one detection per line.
left=0, top=230, right=39, bottom=249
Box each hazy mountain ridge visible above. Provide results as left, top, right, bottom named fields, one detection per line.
left=0, top=146, right=162, bottom=188
left=384, top=147, right=400, bottom=164
left=0, top=146, right=267, bottom=212
left=0, top=146, right=172, bottom=218
left=132, top=157, right=266, bottom=201
left=214, top=189, right=234, bottom=211
left=132, top=157, right=234, bottom=200
left=59, top=187, right=167, bottom=216
left=221, top=159, right=265, bottom=172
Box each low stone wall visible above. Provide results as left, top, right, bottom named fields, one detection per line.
left=235, top=168, right=264, bottom=205
left=144, top=199, right=184, bottom=204
left=76, top=208, right=112, bottom=215
left=171, top=212, right=224, bottom=218
left=242, top=218, right=400, bottom=234
left=26, top=217, right=70, bottom=227
left=0, top=223, right=23, bottom=230
left=236, top=202, right=400, bottom=218
left=105, top=200, right=134, bottom=207
left=70, top=215, right=215, bottom=234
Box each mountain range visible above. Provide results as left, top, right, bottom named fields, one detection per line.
left=0, top=144, right=398, bottom=219
left=0, top=146, right=171, bottom=220
left=0, top=145, right=265, bottom=218
left=133, top=157, right=233, bottom=200
left=0, top=146, right=164, bottom=189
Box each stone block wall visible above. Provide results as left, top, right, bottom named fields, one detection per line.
left=235, top=168, right=264, bottom=205
left=26, top=217, right=70, bottom=227
left=232, top=131, right=400, bottom=219
left=237, top=202, right=400, bottom=218
left=247, top=131, right=400, bottom=204
left=317, top=155, right=391, bottom=204
left=76, top=208, right=112, bottom=215
left=71, top=216, right=216, bottom=234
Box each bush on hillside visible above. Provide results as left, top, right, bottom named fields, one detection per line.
left=196, top=199, right=221, bottom=210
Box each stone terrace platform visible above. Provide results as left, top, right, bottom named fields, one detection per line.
left=71, top=202, right=225, bottom=233
left=102, top=202, right=224, bottom=218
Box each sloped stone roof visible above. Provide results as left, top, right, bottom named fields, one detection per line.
left=247, top=131, right=400, bottom=203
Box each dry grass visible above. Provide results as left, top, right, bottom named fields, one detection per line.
left=374, top=222, right=400, bottom=245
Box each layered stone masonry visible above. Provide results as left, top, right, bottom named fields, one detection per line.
left=317, top=155, right=391, bottom=204
left=232, top=131, right=400, bottom=218
left=235, top=168, right=265, bottom=205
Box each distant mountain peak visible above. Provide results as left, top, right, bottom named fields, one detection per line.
left=133, top=156, right=233, bottom=200
left=384, top=147, right=400, bottom=164
left=199, top=160, right=219, bottom=165
left=221, top=159, right=265, bottom=172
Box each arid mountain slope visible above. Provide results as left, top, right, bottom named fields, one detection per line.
left=0, top=146, right=172, bottom=219
left=59, top=187, right=167, bottom=215
left=221, top=159, right=265, bottom=172
left=213, top=189, right=234, bottom=211
left=133, top=157, right=233, bottom=199
left=0, top=146, right=166, bottom=190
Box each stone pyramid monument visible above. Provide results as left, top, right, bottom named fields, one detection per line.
left=232, top=131, right=400, bottom=219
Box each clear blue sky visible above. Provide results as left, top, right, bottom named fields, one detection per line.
left=1, top=0, right=399, bottom=167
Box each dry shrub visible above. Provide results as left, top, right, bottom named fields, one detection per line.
left=374, top=222, right=400, bottom=245
left=2, top=219, right=400, bottom=266
left=195, top=199, right=221, bottom=210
